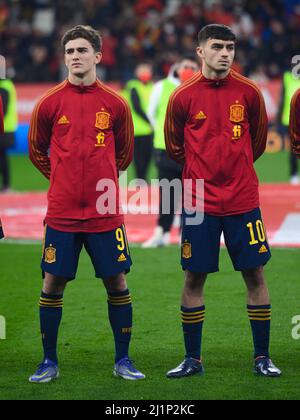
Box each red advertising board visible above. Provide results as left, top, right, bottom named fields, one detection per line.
left=256, top=79, right=282, bottom=123
left=15, top=80, right=281, bottom=125
left=16, top=82, right=122, bottom=124
left=16, top=84, right=56, bottom=124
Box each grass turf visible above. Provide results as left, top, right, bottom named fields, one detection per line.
left=1, top=150, right=298, bottom=399
left=0, top=245, right=299, bottom=400
left=8, top=150, right=290, bottom=191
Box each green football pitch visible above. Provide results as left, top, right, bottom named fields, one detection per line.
left=0, top=245, right=299, bottom=400
left=1, top=151, right=300, bottom=400
left=8, top=150, right=291, bottom=191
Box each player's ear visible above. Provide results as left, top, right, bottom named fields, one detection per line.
left=196, top=46, right=204, bottom=60
left=95, top=52, right=102, bottom=65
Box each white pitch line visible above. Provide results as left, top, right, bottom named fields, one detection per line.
left=272, top=213, right=300, bottom=245
left=0, top=239, right=41, bottom=245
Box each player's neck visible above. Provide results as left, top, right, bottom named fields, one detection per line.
left=201, top=65, right=231, bottom=81
left=68, top=70, right=97, bottom=86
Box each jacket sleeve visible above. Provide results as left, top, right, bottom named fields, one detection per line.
left=130, top=87, right=151, bottom=125
left=114, top=98, right=134, bottom=171
left=249, top=87, right=268, bottom=162
left=164, top=91, right=185, bottom=164
left=28, top=98, right=52, bottom=179
left=289, top=89, right=300, bottom=159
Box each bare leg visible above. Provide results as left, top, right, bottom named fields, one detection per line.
left=182, top=270, right=207, bottom=307
left=43, top=272, right=68, bottom=295
left=242, top=266, right=270, bottom=305
left=102, top=272, right=128, bottom=294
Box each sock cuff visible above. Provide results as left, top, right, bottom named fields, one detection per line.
left=108, top=289, right=132, bottom=306
left=181, top=306, right=205, bottom=324
left=181, top=305, right=205, bottom=313
left=247, top=304, right=271, bottom=310
left=41, top=292, right=63, bottom=300
left=39, top=292, right=64, bottom=308
left=247, top=305, right=271, bottom=321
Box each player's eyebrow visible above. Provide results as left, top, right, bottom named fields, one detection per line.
left=211, top=42, right=235, bottom=49
left=65, top=47, right=89, bottom=54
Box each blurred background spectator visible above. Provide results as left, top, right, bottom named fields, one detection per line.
left=0, top=0, right=298, bottom=83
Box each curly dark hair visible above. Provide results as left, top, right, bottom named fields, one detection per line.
left=61, top=25, right=102, bottom=52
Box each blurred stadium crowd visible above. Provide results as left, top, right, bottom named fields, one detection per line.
left=0, top=0, right=297, bottom=83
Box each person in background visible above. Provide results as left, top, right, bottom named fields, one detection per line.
left=289, top=86, right=300, bottom=160
left=124, top=63, right=154, bottom=182
left=0, top=78, right=18, bottom=193
left=142, top=56, right=199, bottom=248
left=0, top=95, right=4, bottom=238
left=277, top=69, right=300, bottom=185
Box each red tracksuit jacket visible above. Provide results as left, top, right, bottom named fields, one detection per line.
left=289, top=89, right=300, bottom=159
left=28, top=80, right=134, bottom=233
left=164, top=70, right=268, bottom=216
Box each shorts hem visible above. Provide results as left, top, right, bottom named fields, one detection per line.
left=95, top=266, right=131, bottom=280
left=41, top=268, right=76, bottom=281
left=181, top=264, right=219, bottom=274
left=233, top=257, right=271, bottom=272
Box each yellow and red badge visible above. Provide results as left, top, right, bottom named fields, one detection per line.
left=182, top=242, right=192, bottom=259
left=95, top=111, right=110, bottom=130
left=230, top=103, right=245, bottom=123
left=44, top=245, right=56, bottom=264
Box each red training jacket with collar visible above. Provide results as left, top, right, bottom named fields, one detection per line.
left=289, top=88, right=300, bottom=159
left=28, top=79, right=134, bottom=233
left=164, top=69, right=268, bottom=216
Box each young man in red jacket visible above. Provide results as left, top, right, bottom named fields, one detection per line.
left=165, top=24, right=281, bottom=378
left=289, top=89, right=300, bottom=158
left=28, top=25, right=145, bottom=383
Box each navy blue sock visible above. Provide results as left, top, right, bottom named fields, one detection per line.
left=247, top=305, right=271, bottom=359
left=107, top=290, right=132, bottom=363
left=181, top=306, right=205, bottom=360
left=39, top=292, right=63, bottom=364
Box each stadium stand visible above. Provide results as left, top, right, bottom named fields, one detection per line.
left=0, top=0, right=297, bottom=83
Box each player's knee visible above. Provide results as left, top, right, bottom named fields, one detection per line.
left=242, top=266, right=265, bottom=289
left=185, top=271, right=207, bottom=292
left=43, top=273, right=67, bottom=295
left=103, top=272, right=128, bottom=293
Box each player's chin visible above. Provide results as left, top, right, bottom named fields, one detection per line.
left=217, top=63, right=231, bottom=72
left=70, top=68, right=85, bottom=78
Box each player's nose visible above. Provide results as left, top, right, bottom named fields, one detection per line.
left=71, top=51, right=80, bottom=60
left=221, top=49, right=229, bottom=57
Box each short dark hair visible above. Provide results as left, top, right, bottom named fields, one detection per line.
left=198, top=24, right=236, bottom=45
left=61, top=25, right=102, bottom=52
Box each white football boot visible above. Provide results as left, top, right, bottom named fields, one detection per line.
left=142, top=226, right=170, bottom=248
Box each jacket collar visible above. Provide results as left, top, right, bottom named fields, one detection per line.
left=66, top=79, right=99, bottom=92
left=200, top=70, right=233, bottom=86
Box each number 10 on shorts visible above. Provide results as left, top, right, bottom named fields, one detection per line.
left=247, top=220, right=266, bottom=245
